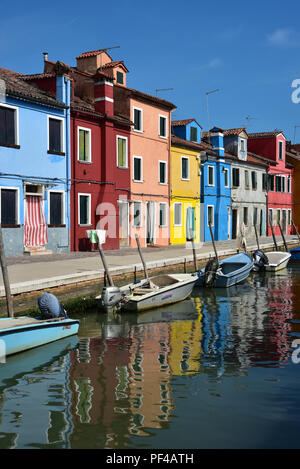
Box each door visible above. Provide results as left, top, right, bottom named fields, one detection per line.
left=118, top=201, right=129, bottom=247
left=227, top=206, right=231, bottom=239
left=146, top=201, right=156, bottom=245
left=282, top=210, right=287, bottom=234
left=186, top=207, right=196, bottom=241
left=232, top=209, right=238, bottom=239
left=24, top=195, right=48, bottom=248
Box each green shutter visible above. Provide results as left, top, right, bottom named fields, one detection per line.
left=118, top=138, right=126, bottom=167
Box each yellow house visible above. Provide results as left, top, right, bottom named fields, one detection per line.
left=170, top=134, right=201, bottom=244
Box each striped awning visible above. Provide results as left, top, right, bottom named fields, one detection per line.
left=24, top=195, right=48, bottom=247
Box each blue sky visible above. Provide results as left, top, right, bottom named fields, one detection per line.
left=2, top=0, right=300, bottom=141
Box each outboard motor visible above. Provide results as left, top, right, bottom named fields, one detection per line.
left=252, top=249, right=269, bottom=271
left=203, top=258, right=219, bottom=287
left=38, top=292, right=68, bottom=319
left=101, top=286, right=123, bottom=310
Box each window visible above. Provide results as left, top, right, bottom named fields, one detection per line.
left=0, top=104, right=19, bottom=147
left=78, top=127, right=91, bottom=162
left=159, top=115, right=167, bottom=138
left=269, top=209, right=273, bottom=225
left=181, top=157, right=189, bottom=180
left=282, top=176, right=285, bottom=193
left=275, top=175, right=285, bottom=192
left=241, top=139, right=245, bottom=152
left=224, top=168, right=229, bottom=187
left=253, top=207, right=258, bottom=225
left=262, top=173, right=267, bottom=191
left=48, top=117, right=64, bottom=154
left=174, top=203, right=182, bottom=226
left=49, top=191, right=64, bottom=225
left=287, top=176, right=291, bottom=193
left=276, top=209, right=281, bottom=225
left=133, top=156, right=143, bottom=182
left=243, top=207, right=248, bottom=225
left=207, top=205, right=214, bottom=226
left=251, top=171, right=257, bottom=190
left=0, top=188, right=18, bottom=225
left=245, top=170, right=249, bottom=189
left=278, top=141, right=283, bottom=160
left=190, top=126, right=198, bottom=142
left=159, top=203, right=167, bottom=227
left=133, top=107, right=142, bottom=132
left=208, top=166, right=214, bottom=186
left=232, top=167, right=240, bottom=187
left=288, top=209, right=292, bottom=225
left=159, top=161, right=167, bottom=184
left=117, top=71, right=124, bottom=84
left=117, top=136, right=127, bottom=168
left=78, top=194, right=91, bottom=225
left=133, top=202, right=142, bottom=227
left=268, top=174, right=274, bottom=191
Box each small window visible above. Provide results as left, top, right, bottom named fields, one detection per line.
left=0, top=105, right=18, bottom=146
left=117, top=136, right=127, bottom=168
left=262, top=173, right=267, bottom=191
left=159, top=115, right=167, bottom=138
left=133, top=108, right=142, bottom=132
left=1, top=188, right=18, bottom=225
left=207, top=205, right=214, bottom=226
left=268, top=174, right=274, bottom=191
left=288, top=209, right=292, bottom=225
left=232, top=168, right=240, bottom=187
left=133, top=156, right=142, bottom=182
left=287, top=176, right=291, bottom=193
left=49, top=191, right=64, bottom=225
left=174, top=203, right=182, bottom=226
left=181, top=157, right=189, bottom=180
left=277, top=209, right=281, bottom=225
left=224, top=168, right=229, bottom=187
left=159, top=203, right=167, bottom=227
left=253, top=207, right=258, bottom=225
left=245, top=170, right=249, bottom=188
left=48, top=117, right=64, bottom=154
left=78, top=194, right=91, bottom=226
left=208, top=166, right=214, bottom=186
left=269, top=209, right=273, bottom=225
left=117, top=71, right=124, bottom=84
left=190, top=126, right=198, bottom=142
left=133, top=202, right=142, bottom=227
left=159, top=161, right=167, bottom=184
left=251, top=171, right=257, bottom=190
left=243, top=207, right=248, bottom=225
left=241, top=139, right=245, bottom=152
left=78, top=127, right=91, bottom=162
left=275, top=175, right=282, bottom=192
left=278, top=141, right=283, bottom=160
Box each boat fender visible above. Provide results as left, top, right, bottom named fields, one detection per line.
left=203, top=259, right=219, bottom=287
left=253, top=250, right=269, bottom=271
left=38, top=292, right=68, bottom=320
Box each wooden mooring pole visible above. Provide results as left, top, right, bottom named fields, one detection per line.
left=278, top=222, right=288, bottom=252
left=254, top=224, right=260, bottom=250
left=269, top=220, right=278, bottom=251
left=97, top=241, right=114, bottom=287
left=135, top=234, right=149, bottom=281
left=0, top=225, right=13, bottom=317
left=208, top=222, right=219, bottom=262
left=191, top=237, right=198, bottom=272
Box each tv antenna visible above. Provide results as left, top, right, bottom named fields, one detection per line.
left=155, top=88, right=174, bottom=97
left=245, top=115, right=259, bottom=128
left=98, top=46, right=120, bottom=70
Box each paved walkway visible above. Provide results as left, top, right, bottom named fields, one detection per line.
left=0, top=235, right=299, bottom=297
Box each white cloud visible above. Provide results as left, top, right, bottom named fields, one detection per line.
left=267, top=28, right=300, bottom=47
left=200, top=58, right=223, bottom=70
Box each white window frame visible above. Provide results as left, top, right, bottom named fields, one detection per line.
left=0, top=186, right=20, bottom=225
left=78, top=193, right=91, bottom=226
left=116, top=135, right=128, bottom=169
left=48, top=189, right=65, bottom=225
left=77, top=126, right=92, bottom=163
left=207, top=205, right=214, bottom=227
left=278, top=140, right=283, bottom=160
left=133, top=156, right=143, bottom=182
left=133, top=200, right=142, bottom=228
left=47, top=115, right=65, bottom=153
left=133, top=106, right=143, bottom=133
left=208, top=165, right=215, bottom=186
left=0, top=103, right=19, bottom=146
left=159, top=114, right=168, bottom=139
left=159, top=160, right=167, bottom=184
left=181, top=156, right=190, bottom=181
left=174, top=202, right=182, bottom=226
left=159, top=202, right=167, bottom=227
left=224, top=168, right=229, bottom=187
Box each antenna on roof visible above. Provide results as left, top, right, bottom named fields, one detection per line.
left=155, top=88, right=174, bottom=97
left=99, top=46, right=120, bottom=70
left=245, top=115, right=258, bottom=128
left=293, top=125, right=300, bottom=143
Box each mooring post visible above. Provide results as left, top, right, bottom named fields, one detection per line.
left=208, top=222, right=219, bottom=262
left=278, top=222, right=288, bottom=252
left=184, top=258, right=187, bottom=273
left=135, top=234, right=149, bottom=280
left=269, top=219, right=278, bottom=251
left=97, top=241, right=114, bottom=286
left=0, top=225, right=13, bottom=318
left=254, top=224, right=260, bottom=250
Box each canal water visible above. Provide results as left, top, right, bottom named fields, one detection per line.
left=0, top=264, right=300, bottom=449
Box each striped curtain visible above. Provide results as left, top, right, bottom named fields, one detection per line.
left=24, top=195, right=48, bottom=247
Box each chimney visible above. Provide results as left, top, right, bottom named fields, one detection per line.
left=43, top=52, right=48, bottom=62
left=209, top=128, right=224, bottom=157
left=94, top=74, right=114, bottom=115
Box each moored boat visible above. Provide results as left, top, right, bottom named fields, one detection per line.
left=196, top=252, right=253, bottom=288
left=96, top=273, right=198, bottom=312
left=290, top=246, right=300, bottom=261
left=253, top=249, right=291, bottom=272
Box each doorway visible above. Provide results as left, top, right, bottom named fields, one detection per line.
left=232, top=209, right=238, bottom=239
left=146, top=201, right=156, bottom=245
left=118, top=200, right=129, bottom=247
left=227, top=206, right=231, bottom=240
left=186, top=206, right=196, bottom=241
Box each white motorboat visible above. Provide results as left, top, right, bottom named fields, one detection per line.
left=253, top=250, right=291, bottom=272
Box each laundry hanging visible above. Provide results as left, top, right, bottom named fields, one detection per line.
left=24, top=195, right=48, bottom=247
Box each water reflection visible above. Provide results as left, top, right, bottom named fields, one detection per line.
left=0, top=267, right=299, bottom=449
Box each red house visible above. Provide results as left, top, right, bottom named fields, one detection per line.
left=247, top=131, right=293, bottom=236
left=23, top=51, right=132, bottom=251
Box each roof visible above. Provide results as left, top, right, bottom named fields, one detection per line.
left=246, top=151, right=276, bottom=166
left=171, top=135, right=210, bottom=152
left=19, top=72, right=56, bottom=81
left=117, top=84, right=176, bottom=110
left=248, top=130, right=284, bottom=139
left=71, top=95, right=133, bottom=127
left=171, top=118, right=203, bottom=129
left=76, top=49, right=113, bottom=60
left=102, top=60, right=129, bottom=73
left=202, top=127, right=247, bottom=138
left=0, top=67, right=67, bottom=109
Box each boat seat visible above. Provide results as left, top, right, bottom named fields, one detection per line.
left=132, top=287, right=156, bottom=295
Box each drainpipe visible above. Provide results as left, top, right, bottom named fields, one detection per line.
left=65, top=76, right=71, bottom=251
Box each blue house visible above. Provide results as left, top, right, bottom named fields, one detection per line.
left=171, top=118, right=202, bottom=144
left=200, top=127, right=232, bottom=241
left=0, top=64, right=71, bottom=255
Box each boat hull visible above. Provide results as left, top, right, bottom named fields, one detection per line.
left=264, top=252, right=291, bottom=272
left=0, top=317, right=79, bottom=357
left=290, top=246, right=300, bottom=261
left=196, top=253, right=253, bottom=288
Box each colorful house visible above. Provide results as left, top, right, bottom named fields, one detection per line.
left=114, top=82, right=176, bottom=248
left=170, top=119, right=202, bottom=245
left=0, top=65, right=70, bottom=255
left=247, top=131, right=294, bottom=236
left=286, top=142, right=300, bottom=231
